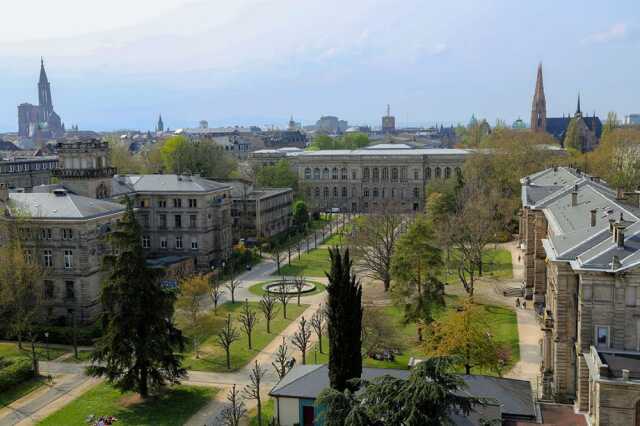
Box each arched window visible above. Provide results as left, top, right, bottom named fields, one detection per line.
left=304, top=168, right=311, bottom=179
left=382, top=167, right=389, bottom=181
left=372, top=168, right=379, bottom=181
left=313, top=168, right=320, bottom=180
left=314, top=187, right=320, bottom=197
left=435, top=167, right=441, bottom=178
left=425, top=168, right=432, bottom=180
left=341, top=168, right=348, bottom=180
left=445, top=167, right=451, bottom=179
left=342, top=187, right=347, bottom=197
left=323, top=187, right=329, bottom=198
left=322, top=168, right=330, bottom=180
left=332, top=168, right=338, bottom=180
left=373, top=188, right=379, bottom=198
left=391, top=168, right=398, bottom=181
left=333, top=187, right=338, bottom=197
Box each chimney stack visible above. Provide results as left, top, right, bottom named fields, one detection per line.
left=590, top=209, right=597, bottom=227
left=571, top=191, right=578, bottom=207
left=612, top=255, right=622, bottom=270
left=617, top=225, right=626, bottom=248
left=609, top=218, right=616, bottom=233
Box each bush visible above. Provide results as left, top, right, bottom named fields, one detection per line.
left=0, top=358, right=34, bottom=393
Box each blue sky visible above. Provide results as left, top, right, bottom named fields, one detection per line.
left=0, top=0, right=638, bottom=132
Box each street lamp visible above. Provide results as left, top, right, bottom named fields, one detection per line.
left=44, top=332, right=50, bottom=361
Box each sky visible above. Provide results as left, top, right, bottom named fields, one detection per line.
left=0, top=0, right=638, bottom=132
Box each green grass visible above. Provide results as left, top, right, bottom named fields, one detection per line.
left=62, top=351, right=94, bottom=363
left=441, top=247, right=513, bottom=285
left=178, top=302, right=308, bottom=372
left=248, top=398, right=275, bottom=426
left=0, top=342, right=68, bottom=362
left=38, top=383, right=217, bottom=426
left=0, top=376, right=48, bottom=407
left=248, top=280, right=326, bottom=297
left=309, top=298, right=520, bottom=374
left=273, top=245, right=332, bottom=277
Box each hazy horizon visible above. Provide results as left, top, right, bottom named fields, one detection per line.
left=1, top=0, right=638, bottom=132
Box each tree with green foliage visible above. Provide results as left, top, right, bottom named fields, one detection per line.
left=292, top=200, right=310, bottom=233
left=160, top=135, right=237, bottom=178
left=88, top=198, right=186, bottom=398
left=326, top=247, right=362, bottom=391
left=316, top=357, right=481, bottom=426
left=341, top=132, right=370, bottom=149
left=255, top=159, right=298, bottom=191
left=308, top=134, right=336, bottom=150
left=601, top=111, right=618, bottom=140
left=426, top=299, right=510, bottom=375
left=564, top=117, right=582, bottom=152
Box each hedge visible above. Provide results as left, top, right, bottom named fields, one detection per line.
left=0, top=358, right=35, bottom=393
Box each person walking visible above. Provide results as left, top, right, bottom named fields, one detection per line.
left=515, top=298, right=520, bottom=308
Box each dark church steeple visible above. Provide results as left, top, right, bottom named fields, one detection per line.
left=575, top=93, right=582, bottom=117
left=530, top=63, right=546, bottom=132
left=156, top=114, right=164, bottom=132
left=38, top=58, right=53, bottom=118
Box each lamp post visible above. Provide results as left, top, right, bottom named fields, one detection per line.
left=44, top=332, right=50, bottom=361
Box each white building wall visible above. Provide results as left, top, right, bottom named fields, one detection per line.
left=274, top=397, right=300, bottom=426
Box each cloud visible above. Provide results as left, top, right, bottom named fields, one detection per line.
left=583, top=23, right=627, bottom=44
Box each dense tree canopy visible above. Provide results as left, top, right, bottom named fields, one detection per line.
left=160, top=135, right=237, bottom=178
left=307, top=133, right=370, bottom=151
left=587, top=127, right=640, bottom=190
left=255, top=159, right=298, bottom=192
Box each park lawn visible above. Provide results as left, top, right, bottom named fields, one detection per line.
left=38, top=383, right=217, bottom=426
left=309, top=298, right=520, bottom=375
left=248, top=280, right=326, bottom=297
left=442, top=247, right=513, bottom=285
left=274, top=246, right=332, bottom=277
left=248, top=398, right=275, bottom=426
left=178, top=302, right=308, bottom=372
left=0, top=342, right=67, bottom=362
left=62, top=350, right=94, bottom=363
left=0, top=376, right=48, bottom=407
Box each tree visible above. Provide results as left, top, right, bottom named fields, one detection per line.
left=255, top=159, right=298, bottom=192
left=293, top=276, right=306, bottom=306
left=0, top=228, right=43, bottom=350
left=218, top=384, right=247, bottom=426
left=88, top=198, right=186, bottom=397
left=259, top=293, right=278, bottom=333
left=160, top=136, right=237, bottom=178
left=272, top=337, right=290, bottom=380
left=216, top=313, right=240, bottom=370
left=209, top=276, right=224, bottom=314
left=176, top=274, right=210, bottom=358
left=326, top=247, right=362, bottom=391
left=274, top=280, right=293, bottom=319
left=292, top=316, right=312, bottom=364
left=316, top=357, right=481, bottom=426
left=426, top=299, right=510, bottom=375
left=292, top=200, right=310, bottom=233
left=601, top=111, right=618, bottom=140
left=267, top=244, right=286, bottom=275
left=243, top=361, right=267, bottom=426
left=310, top=306, right=326, bottom=354
left=224, top=270, right=241, bottom=304
left=239, top=299, right=258, bottom=350
left=361, top=306, right=404, bottom=357
left=348, top=206, right=403, bottom=291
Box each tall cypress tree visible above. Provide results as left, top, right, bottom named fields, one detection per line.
left=87, top=197, right=186, bottom=397
left=326, top=247, right=362, bottom=391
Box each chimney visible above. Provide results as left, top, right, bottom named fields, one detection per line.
left=612, top=255, right=622, bottom=270
left=590, top=209, right=597, bottom=227
left=524, top=176, right=531, bottom=186
left=617, top=225, right=626, bottom=248
left=571, top=191, right=578, bottom=207
left=553, top=165, right=558, bottom=173
left=0, top=184, right=8, bottom=202
left=609, top=218, right=616, bottom=233
left=623, top=369, right=630, bottom=381
left=616, top=187, right=625, bottom=200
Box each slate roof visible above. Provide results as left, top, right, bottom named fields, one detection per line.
left=111, top=174, right=230, bottom=196
left=545, top=116, right=602, bottom=141
left=297, top=148, right=469, bottom=157
left=7, top=191, right=124, bottom=220
left=269, top=364, right=536, bottom=421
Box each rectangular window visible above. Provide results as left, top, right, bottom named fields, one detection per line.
left=160, top=238, right=168, bottom=249
left=174, top=215, right=182, bottom=228
left=43, top=250, right=53, bottom=267
left=142, top=236, right=151, bottom=249
left=140, top=199, right=150, bottom=208
left=190, top=215, right=197, bottom=228
left=173, top=198, right=182, bottom=208
left=159, top=214, right=167, bottom=229
left=141, top=215, right=150, bottom=228
left=40, top=228, right=52, bottom=240
left=62, top=228, right=73, bottom=240
left=175, top=236, right=183, bottom=249
left=627, top=287, right=637, bottom=307
left=158, top=200, right=167, bottom=208
left=596, top=326, right=610, bottom=347
left=191, top=240, right=198, bottom=250
left=352, top=170, right=357, bottom=180
left=64, top=250, right=73, bottom=269
left=65, top=281, right=75, bottom=300
left=44, top=280, right=54, bottom=299
left=188, top=199, right=197, bottom=208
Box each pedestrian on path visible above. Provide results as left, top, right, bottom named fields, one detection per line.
left=515, top=298, right=520, bottom=308
left=523, top=301, right=527, bottom=310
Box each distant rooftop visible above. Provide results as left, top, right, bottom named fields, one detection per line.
left=7, top=190, right=124, bottom=220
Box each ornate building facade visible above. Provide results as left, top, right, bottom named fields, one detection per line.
left=17, top=59, right=65, bottom=141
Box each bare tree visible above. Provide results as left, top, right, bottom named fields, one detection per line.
left=259, top=293, right=278, bottom=333
left=272, top=337, right=290, bottom=380
left=216, top=313, right=240, bottom=370
left=310, top=306, right=326, bottom=354
left=209, top=276, right=224, bottom=314
left=224, top=272, right=241, bottom=304
left=217, top=384, right=247, bottom=426
left=292, top=316, right=312, bottom=364
left=348, top=204, right=404, bottom=291
left=239, top=299, right=258, bottom=350
left=274, top=280, right=293, bottom=319
left=293, top=275, right=306, bottom=306
left=243, top=360, right=268, bottom=426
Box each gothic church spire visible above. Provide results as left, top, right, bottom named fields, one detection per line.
left=530, top=63, right=547, bottom=132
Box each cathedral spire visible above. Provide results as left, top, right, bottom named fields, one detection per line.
left=576, top=93, right=582, bottom=116
left=38, top=57, right=53, bottom=114
left=156, top=114, right=164, bottom=132
left=39, top=57, right=49, bottom=85
left=530, top=62, right=547, bottom=132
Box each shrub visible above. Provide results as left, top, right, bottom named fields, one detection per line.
left=0, top=358, right=35, bottom=392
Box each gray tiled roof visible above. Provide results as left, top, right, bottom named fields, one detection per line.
left=297, top=148, right=469, bottom=157
left=7, top=192, right=124, bottom=219
left=111, top=174, right=230, bottom=195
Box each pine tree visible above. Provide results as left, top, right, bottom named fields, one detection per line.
left=87, top=197, right=186, bottom=397
left=326, top=247, right=362, bottom=391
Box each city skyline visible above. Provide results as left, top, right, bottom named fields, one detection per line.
left=0, top=0, right=638, bottom=131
